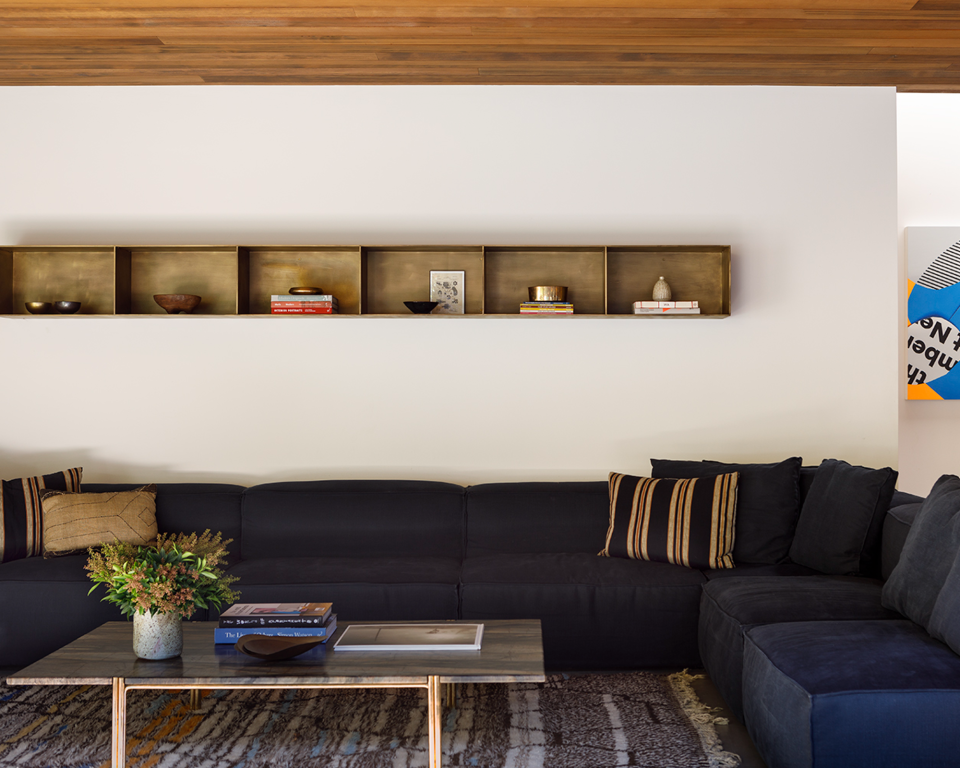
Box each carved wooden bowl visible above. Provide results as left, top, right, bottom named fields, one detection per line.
left=153, top=294, right=202, bottom=314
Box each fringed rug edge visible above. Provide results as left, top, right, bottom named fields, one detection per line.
left=667, top=670, right=742, bottom=768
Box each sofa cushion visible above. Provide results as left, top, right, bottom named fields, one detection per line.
left=1, top=467, right=82, bottom=562
left=882, top=502, right=922, bottom=580
left=699, top=575, right=896, bottom=722
left=0, top=551, right=91, bottom=582
left=927, top=544, right=960, bottom=656
left=465, top=482, right=609, bottom=557
left=223, top=556, right=461, bottom=622
left=601, top=472, right=738, bottom=569
left=788, top=459, right=898, bottom=577
left=0, top=554, right=126, bottom=667
left=799, top=465, right=817, bottom=506
left=701, top=563, right=820, bottom=580
left=882, top=474, right=960, bottom=628
left=651, top=457, right=801, bottom=565
left=41, top=485, right=158, bottom=556
left=241, top=480, right=465, bottom=560
left=83, top=482, right=245, bottom=565
left=743, top=620, right=960, bottom=768
left=460, top=552, right=705, bottom=669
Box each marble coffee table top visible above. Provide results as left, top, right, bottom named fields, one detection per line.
left=8, top=619, right=545, bottom=687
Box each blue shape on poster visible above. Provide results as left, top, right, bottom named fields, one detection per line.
left=930, top=365, right=960, bottom=399
left=909, top=281, right=960, bottom=324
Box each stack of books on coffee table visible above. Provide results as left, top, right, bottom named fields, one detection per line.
left=214, top=602, right=337, bottom=643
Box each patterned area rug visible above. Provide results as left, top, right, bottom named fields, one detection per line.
left=0, top=671, right=740, bottom=768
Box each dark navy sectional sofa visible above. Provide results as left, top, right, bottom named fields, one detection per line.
left=3, top=461, right=955, bottom=768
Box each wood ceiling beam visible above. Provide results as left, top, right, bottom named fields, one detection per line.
left=1, top=2, right=959, bottom=88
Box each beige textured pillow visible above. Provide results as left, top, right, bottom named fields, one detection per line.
left=41, top=484, right=158, bottom=556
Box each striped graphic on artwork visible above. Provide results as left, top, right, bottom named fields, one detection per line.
left=919, top=240, right=960, bottom=289
left=601, top=472, right=738, bottom=570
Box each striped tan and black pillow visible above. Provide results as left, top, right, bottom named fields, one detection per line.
left=0, top=467, right=82, bottom=562
left=600, top=472, right=739, bottom=570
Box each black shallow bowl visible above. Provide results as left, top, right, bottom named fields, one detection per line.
left=404, top=301, right=439, bottom=314
left=54, top=301, right=81, bottom=314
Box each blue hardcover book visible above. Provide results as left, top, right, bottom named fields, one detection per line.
left=215, top=615, right=337, bottom=644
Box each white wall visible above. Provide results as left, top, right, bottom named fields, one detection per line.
left=898, top=94, right=960, bottom=495
left=0, top=86, right=899, bottom=487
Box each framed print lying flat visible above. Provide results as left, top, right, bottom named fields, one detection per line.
left=333, top=623, right=484, bottom=651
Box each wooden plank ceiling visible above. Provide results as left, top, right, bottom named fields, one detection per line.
left=2, top=0, right=960, bottom=89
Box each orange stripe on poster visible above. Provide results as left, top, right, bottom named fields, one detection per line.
left=908, top=384, right=943, bottom=400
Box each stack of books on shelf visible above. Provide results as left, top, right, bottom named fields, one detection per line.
left=520, top=301, right=574, bottom=315
left=633, top=301, right=700, bottom=315
left=214, top=602, right=337, bottom=643
left=270, top=295, right=339, bottom=314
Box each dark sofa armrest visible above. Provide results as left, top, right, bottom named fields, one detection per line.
left=881, top=502, right=923, bottom=580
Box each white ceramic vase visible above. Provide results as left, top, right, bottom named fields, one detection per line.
left=133, top=610, right=183, bottom=660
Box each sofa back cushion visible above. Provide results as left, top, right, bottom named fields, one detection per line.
left=882, top=474, right=960, bottom=628
left=927, top=547, right=960, bottom=655
left=650, top=457, right=802, bottom=565
left=241, top=480, right=465, bottom=560
left=788, top=459, right=898, bottom=577
left=465, top=482, right=609, bottom=557
left=882, top=502, right=923, bottom=580
left=83, top=483, right=245, bottom=565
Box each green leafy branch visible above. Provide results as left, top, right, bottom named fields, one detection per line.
left=86, top=530, right=240, bottom=618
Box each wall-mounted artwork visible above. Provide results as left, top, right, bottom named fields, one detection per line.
left=906, top=227, right=960, bottom=400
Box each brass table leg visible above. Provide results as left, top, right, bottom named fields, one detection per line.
left=427, top=676, right=442, bottom=768
left=111, top=677, right=126, bottom=768
left=445, top=683, right=456, bottom=709
left=187, top=689, right=202, bottom=710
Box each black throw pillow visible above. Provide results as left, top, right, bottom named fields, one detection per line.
left=787, top=459, right=898, bottom=576
left=882, top=474, right=960, bottom=629
left=650, top=457, right=801, bottom=565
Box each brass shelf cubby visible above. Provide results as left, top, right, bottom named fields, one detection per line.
left=0, top=244, right=731, bottom=318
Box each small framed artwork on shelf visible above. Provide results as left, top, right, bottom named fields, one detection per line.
left=430, top=270, right=465, bottom=314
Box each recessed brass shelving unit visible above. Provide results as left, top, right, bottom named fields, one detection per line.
left=0, top=244, right=731, bottom=318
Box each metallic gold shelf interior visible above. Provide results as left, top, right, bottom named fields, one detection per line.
left=0, top=244, right=731, bottom=318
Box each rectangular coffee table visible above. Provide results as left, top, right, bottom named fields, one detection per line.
left=7, top=618, right=544, bottom=768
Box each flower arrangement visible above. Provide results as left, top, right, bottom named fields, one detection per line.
left=86, top=530, right=240, bottom=618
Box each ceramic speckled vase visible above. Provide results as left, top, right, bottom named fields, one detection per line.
left=652, top=276, right=672, bottom=301
left=133, top=611, right=183, bottom=660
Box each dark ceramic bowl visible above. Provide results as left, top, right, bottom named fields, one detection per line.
left=289, top=286, right=323, bottom=295
left=153, top=294, right=202, bottom=314
left=404, top=301, right=439, bottom=314
left=25, top=302, right=54, bottom=314
left=54, top=301, right=81, bottom=314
